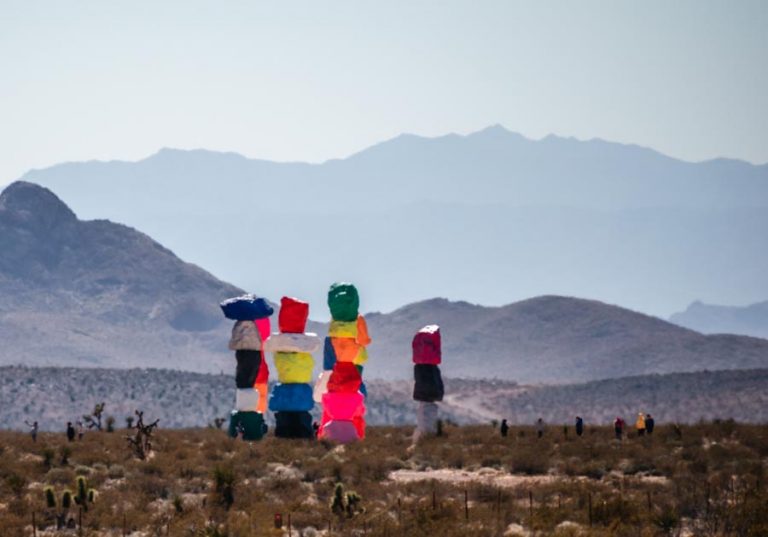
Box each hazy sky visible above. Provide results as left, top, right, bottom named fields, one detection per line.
left=1, top=1, right=766, bottom=185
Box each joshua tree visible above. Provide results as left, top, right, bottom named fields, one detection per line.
left=125, top=410, right=159, bottom=460
left=329, top=483, right=364, bottom=520
left=125, top=416, right=134, bottom=429
left=345, top=490, right=363, bottom=517
left=83, top=402, right=106, bottom=431
left=330, top=483, right=346, bottom=518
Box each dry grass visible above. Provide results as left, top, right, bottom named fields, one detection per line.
left=0, top=422, right=766, bottom=536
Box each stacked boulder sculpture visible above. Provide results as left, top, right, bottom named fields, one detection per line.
left=413, top=324, right=443, bottom=434
left=220, top=294, right=273, bottom=440
left=315, top=283, right=370, bottom=443
left=264, top=296, right=320, bottom=438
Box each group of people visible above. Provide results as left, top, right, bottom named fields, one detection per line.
left=614, top=412, right=654, bottom=439
left=498, top=413, right=654, bottom=440
left=25, top=420, right=85, bottom=442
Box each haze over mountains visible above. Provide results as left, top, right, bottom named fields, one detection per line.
left=2, top=181, right=768, bottom=384
left=19, top=126, right=768, bottom=319
left=670, top=300, right=768, bottom=339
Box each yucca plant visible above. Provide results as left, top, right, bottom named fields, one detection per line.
left=44, top=486, right=56, bottom=509
left=330, top=482, right=346, bottom=518
left=73, top=476, right=96, bottom=512
left=44, top=486, right=74, bottom=529
left=45, top=476, right=97, bottom=529
left=211, top=465, right=235, bottom=510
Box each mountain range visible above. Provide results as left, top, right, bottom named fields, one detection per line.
left=17, top=125, right=768, bottom=319
left=670, top=300, right=768, bottom=339
left=1, top=180, right=767, bottom=383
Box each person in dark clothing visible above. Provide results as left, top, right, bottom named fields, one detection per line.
left=575, top=416, right=584, bottom=437
left=500, top=419, right=509, bottom=438
left=66, top=422, right=76, bottom=442
left=614, top=417, right=624, bottom=441
left=536, top=418, right=544, bottom=439
left=645, top=414, right=655, bottom=435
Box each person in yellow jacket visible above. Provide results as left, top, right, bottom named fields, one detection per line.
left=635, top=413, right=646, bottom=437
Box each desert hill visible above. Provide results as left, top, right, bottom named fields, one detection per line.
left=363, top=296, right=768, bottom=382
left=0, top=181, right=241, bottom=372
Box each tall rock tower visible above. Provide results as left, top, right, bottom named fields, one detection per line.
left=220, top=294, right=273, bottom=440
left=265, top=296, right=320, bottom=438
left=316, top=282, right=370, bottom=443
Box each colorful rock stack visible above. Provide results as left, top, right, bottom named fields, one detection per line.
left=316, top=282, right=371, bottom=443
left=412, top=324, right=443, bottom=434
left=220, top=294, right=274, bottom=441
left=264, top=296, right=320, bottom=438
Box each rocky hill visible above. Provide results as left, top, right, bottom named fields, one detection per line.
left=362, top=297, right=768, bottom=382
left=670, top=300, right=768, bottom=339
left=2, top=181, right=767, bottom=383
left=0, top=181, right=242, bottom=373
left=1, top=366, right=766, bottom=431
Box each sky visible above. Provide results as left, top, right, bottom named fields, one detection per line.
left=1, top=1, right=767, bottom=185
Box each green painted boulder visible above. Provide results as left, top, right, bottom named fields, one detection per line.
left=327, top=282, right=359, bottom=322
left=228, top=410, right=267, bottom=441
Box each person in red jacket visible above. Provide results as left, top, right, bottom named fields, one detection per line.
left=614, top=417, right=624, bottom=441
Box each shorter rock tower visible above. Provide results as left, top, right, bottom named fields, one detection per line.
left=412, top=324, right=443, bottom=435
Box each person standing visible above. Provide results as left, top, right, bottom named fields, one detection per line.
left=536, top=418, right=545, bottom=439
left=25, top=420, right=38, bottom=443
left=575, top=416, right=584, bottom=437
left=635, top=413, right=646, bottom=437
left=76, top=420, right=84, bottom=441
left=614, top=417, right=624, bottom=441
left=645, top=414, right=655, bottom=435
left=66, top=422, right=76, bottom=442
left=500, top=419, right=509, bottom=438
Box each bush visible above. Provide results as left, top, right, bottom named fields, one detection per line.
left=211, top=465, right=236, bottom=510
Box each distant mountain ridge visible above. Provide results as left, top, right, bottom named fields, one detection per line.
left=19, top=125, right=768, bottom=318
left=670, top=300, right=768, bottom=339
